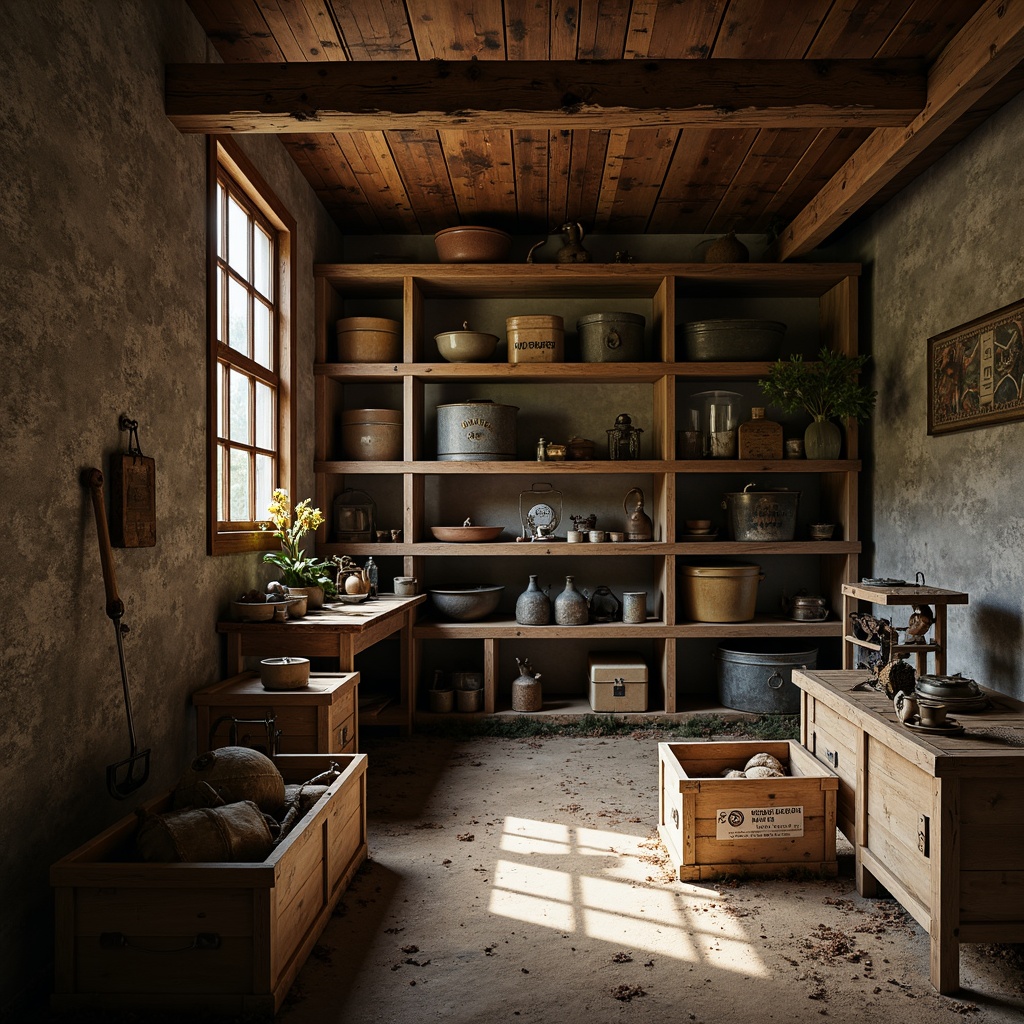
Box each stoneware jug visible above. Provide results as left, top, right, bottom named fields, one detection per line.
left=515, top=575, right=552, bottom=625
left=556, top=221, right=592, bottom=263
left=511, top=657, right=543, bottom=712
left=554, top=576, right=589, bottom=625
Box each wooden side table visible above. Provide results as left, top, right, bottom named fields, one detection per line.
left=193, top=670, right=359, bottom=755
left=841, top=582, right=968, bottom=673
left=794, top=667, right=1024, bottom=993
left=216, top=594, right=424, bottom=734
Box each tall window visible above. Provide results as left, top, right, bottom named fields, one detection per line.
left=207, top=138, right=295, bottom=555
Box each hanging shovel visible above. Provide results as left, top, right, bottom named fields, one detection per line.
left=85, top=468, right=151, bottom=799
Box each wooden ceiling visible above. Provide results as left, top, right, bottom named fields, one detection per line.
left=176, top=1, right=1024, bottom=258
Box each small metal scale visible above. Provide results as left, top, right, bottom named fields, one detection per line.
left=519, top=482, right=562, bottom=541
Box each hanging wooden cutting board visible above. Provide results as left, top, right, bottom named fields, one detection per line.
left=110, top=453, right=156, bottom=547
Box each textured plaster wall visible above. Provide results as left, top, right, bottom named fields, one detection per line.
left=0, top=1, right=341, bottom=1010
left=825, top=91, right=1024, bottom=699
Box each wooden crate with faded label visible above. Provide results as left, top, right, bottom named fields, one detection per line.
left=658, top=740, right=837, bottom=881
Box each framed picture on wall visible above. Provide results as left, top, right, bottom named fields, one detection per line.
left=928, top=297, right=1024, bottom=435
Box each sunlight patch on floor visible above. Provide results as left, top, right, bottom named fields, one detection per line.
left=487, top=816, right=771, bottom=975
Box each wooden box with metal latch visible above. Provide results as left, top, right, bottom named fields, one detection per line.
left=50, top=753, right=367, bottom=1017
left=587, top=652, right=648, bottom=712
left=192, top=671, right=359, bottom=755
left=658, top=740, right=838, bottom=881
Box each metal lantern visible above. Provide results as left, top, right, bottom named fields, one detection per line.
left=607, top=412, right=643, bottom=460
left=332, top=488, right=376, bottom=543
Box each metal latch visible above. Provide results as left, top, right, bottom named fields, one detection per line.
left=825, top=747, right=839, bottom=769
left=671, top=807, right=679, bottom=828
left=613, top=677, right=626, bottom=697
left=918, top=814, right=930, bottom=856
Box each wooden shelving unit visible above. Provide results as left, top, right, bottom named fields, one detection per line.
left=313, top=262, right=862, bottom=725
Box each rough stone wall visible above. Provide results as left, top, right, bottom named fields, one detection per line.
left=0, top=1, right=341, bottom=1010
left=825, top=91, right=1024, bottom=699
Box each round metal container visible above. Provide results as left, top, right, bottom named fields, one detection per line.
left=678, top=319, right=786, bottom=361
left=341, top=408, right=402, bottom=461
left=722, top=486, right=799, bottom=541
left=576, top=312, right=646, bottom=362
left=679, top=562, right=763, bottom=622
left=715, top=640, right=818, bottom=714
left=436, top=400, right=518, bottom=461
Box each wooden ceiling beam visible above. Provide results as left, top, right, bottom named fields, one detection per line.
left=165, top=58, right=926, bottom=133
left=777, top=0, right=1024, bottom=260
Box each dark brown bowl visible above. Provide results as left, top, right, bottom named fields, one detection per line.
left=434, top=226, right=512, bottom=263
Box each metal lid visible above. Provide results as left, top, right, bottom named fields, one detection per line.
left=915, top=673, right=982, bottom=699
left=576, top=311, right=646, bottom=327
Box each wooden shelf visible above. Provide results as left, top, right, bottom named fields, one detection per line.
left=313, top=261, right=862, bottom=725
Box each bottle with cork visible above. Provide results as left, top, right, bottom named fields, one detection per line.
left=738, top=407, right=783, bottom=460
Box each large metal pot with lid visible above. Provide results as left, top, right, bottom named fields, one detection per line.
left=915, top=672, right=988, bottom=710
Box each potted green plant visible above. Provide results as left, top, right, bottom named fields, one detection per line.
left=758, top=347, right=876, bottom=459
left=261, top=489, right=336, bottom=607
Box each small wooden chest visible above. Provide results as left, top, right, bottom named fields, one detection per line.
left=658, top=740, right=838, bottom=881
left=193, top=670, right=359, bottom=755
left=50, top=753, right=366, bottom=1017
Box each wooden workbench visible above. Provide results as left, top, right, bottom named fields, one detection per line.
left=217, top=594, right=424, bottom=734
left=793, top=667, right=1024, bottom=993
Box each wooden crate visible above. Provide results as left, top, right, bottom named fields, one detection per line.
left=658, top=740, right=838, bottom=881
left=50, top=753, right=367, bottom=1017
left=193, top=670, right=358, bottom=755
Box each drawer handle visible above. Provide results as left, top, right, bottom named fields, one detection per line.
left=99, top=931, right=221, bottom=952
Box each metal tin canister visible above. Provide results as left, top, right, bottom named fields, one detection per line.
left=506, top=315, right=564, bottom=362
left=721, top=486, right=800, bottom=541
left=436, top=400, right=518, bottom=461
left=576, top=312, right=646, bottom=362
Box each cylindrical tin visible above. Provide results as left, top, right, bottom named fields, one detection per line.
left=722, top=487, right=800, bottom=541
left=340, top=408, right=402, bottom=461
left=678, top=562, right=763, bottom=622
left=506, top=315, right=564, bottom=363
left=436, top=400, right=518, bottom=461
left=576, top=312, right=646, bottom=362
left=714, top=640, right=818, bottom=714
left=677, top=319, right=786, bottom=362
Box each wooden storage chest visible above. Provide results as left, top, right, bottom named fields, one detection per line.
left=658, top=740, right=838, bottom=881
left=193, top=670, right=359, bottom=755
left=50, top=753, right=367, bottom=1016
left=795, top=667, right=1024, bottom=993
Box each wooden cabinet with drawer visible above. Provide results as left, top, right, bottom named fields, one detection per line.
left=193, top=671, right=359, bottom=756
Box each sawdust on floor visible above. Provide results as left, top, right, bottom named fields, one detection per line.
left=278, top=730, right=1024, bottom=1024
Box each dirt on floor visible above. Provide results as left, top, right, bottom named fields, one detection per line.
left=276, top=728, right=1024, bottom=1024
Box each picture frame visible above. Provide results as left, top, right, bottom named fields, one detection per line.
left=927, top=297, right=1024, bottom=435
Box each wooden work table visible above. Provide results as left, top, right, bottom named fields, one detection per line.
left=793, top=667, right=1024, bottom=993
left=217, top=594, right=425, bottom=733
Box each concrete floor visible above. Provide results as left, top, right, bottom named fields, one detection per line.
left=27, top=727, right=1024, bottom=1024
left=276, top=729, right=1024, bottom=1024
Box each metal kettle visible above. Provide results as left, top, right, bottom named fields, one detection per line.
left=623, top=487, right=653, bottom=542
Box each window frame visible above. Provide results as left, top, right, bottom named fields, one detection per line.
left=206, top=136, right=297, bottom=556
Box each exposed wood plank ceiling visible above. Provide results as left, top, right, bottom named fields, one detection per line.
left=180, top=1, right=1024, bottom=258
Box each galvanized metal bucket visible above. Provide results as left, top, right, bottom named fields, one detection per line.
left=436, top=400, right=518, bottom=461
left=576, top=312, right=646, bottom=362
left=722, top=484, right=799, bottom=541
left=714, top=640, right=818, bottom=714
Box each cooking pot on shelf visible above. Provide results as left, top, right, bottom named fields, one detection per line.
left=781, top=591, right=829, bottom=622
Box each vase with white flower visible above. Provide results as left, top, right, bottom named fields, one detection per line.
left=261, top=489, right=335, bottom=608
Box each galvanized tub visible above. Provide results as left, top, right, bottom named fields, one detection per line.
left=576, top=312, right=646, bottom=362
left=715, top=640, right=818, bottom=714
left=436, top=400, right=518, bottom=461
left=678, top=319, right=786, bottom=361
left=722, top=485, right=799, bottom=541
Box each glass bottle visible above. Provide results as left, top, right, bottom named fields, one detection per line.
left=738, top=407, right=783, bottom=459
left=364, top=556, right=378, bottom=598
